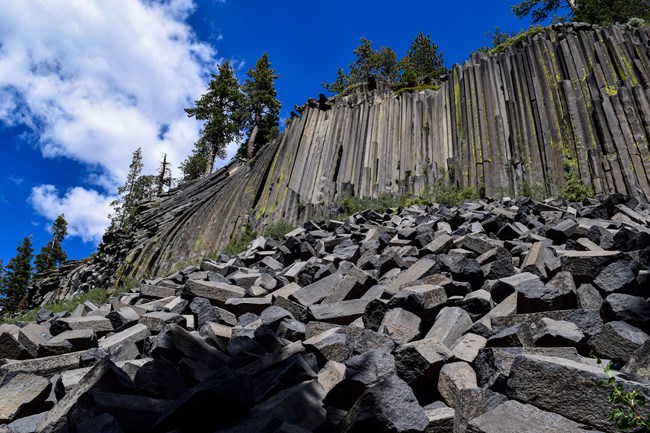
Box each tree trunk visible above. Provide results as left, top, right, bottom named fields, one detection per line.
left=205, top=144, right=217, bottom=177
left=157, top=154, right=167, bottom=195
left=246, top=124, right=259, bottom=160
left=567, top=0, right=577, bottom=10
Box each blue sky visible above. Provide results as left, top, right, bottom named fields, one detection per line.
left=0, top=0, right=537, bottom=267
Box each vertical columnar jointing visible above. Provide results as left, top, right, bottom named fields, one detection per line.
left=332, top=145, right=343, bottom=184
left=114, top=24, right=650, bottom=281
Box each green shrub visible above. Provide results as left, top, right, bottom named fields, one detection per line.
left=421, top=183, right=479, bottom=207
left=488, top=25, right=545, bottom=55
left=336, top=184, right=480, bottom=218
left=562, top=171, right=594, bottom=202
left=593, top=353, right=650, bottom=431
left=493, top=186, right=515, bottom=200
left=222, top=223, right=258, bottom=256
left=395, top=83, right=442, bottom=96
left=519, top=182, right=548, bottom=201
left=169, top=258, right=202, bottom=273
left=263, top=220, right=294, bottom=240
left=2, top=286, right=133, bottom=324
left=337, top=194, right=401, bottom=217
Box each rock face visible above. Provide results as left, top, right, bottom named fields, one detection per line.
left=2, top=196, right=649, bottom=432
left=25, top=23, right=650, bottom=303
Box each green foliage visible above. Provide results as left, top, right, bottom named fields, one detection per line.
left=399, top=32, right=447, bottom=85
left=476, top=27, right=517, bottom=53
left=512, top=0, right=650, bottom=24
left=400, top=69, right=418, bottom=87
left=322, top=67, right=349, bottom=94
left=562, top=170, right=594, bottom=202
left=573, top=0, right=650, bottom=24
left=110, top=148, right=154, bottom=232
left=34, top=214, right=68, bottom=274
left=422, top=183, right=479, bottom=207
left=263, top=220, right=294, bottom=240
left=488, top=25, right=546, bottom=54
left=0, top=236, right=34, bottom=313
left=218, top=219, right=292, bottom=258
left=519, top=182, right=548, bottom=201
left=114, top=276, right=139, bottom=293
left=183, top=60, right=245, bottom=179
left=348, top=37, right=378, bottom=85
left=627, top=17, right=649, bottom=26
left=488, top=27, right=516, bottom=47
left=241, top=53, right=281, bottom=159
left=322, top=33, right=446, bottom=94
left=169, top=258, right=202, bottom=274
left=337, top=193, right=405, bottom=217
left=222, top=223, right=258, bottom=256
left=336, top=184, right=479, bottom=218
left=375, top=46, right=401, bottom=83
left=179, top=139, right=210, bottom=183
left=395, top=83, right=442, bottom=96
left=593, top=353, right=650, bottom=432
left=493, top=186, right=515, bottom=200
left=512, top=0, right=573, bottom=23
left=2, top=286, right=133, bottom=324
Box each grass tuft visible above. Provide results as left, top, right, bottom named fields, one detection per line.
left=2, top=283, right=135, bottom=324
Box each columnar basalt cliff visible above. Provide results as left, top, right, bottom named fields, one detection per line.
left=28, top=23, right=650, bottom=301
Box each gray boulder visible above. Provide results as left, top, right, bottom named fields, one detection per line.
left=589, top=321, right=650, bottom=367
left=466, top=400, right=593, bottom=433
left=601, top=294, right=650, bottom=332
left=507, top=354, right=650, bottom=432
left=338, top=374, right=428, bottom=433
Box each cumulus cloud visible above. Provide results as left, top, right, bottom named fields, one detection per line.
left=0, top=0, right=219, bottom=244
left=29, top=185, right=114, bottom=244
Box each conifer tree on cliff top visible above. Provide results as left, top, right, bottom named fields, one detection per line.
left=34, top=214, right=68, bottom=274
left=512, top=0, right=650, bottom=23
left=184, top=60, right=245, bottom=178
left=156, top=153, right=173, bottom=195
left=512, top=0, right=577, bottom=22
left=399, top=32, right=447, bottom=85
left=179, top=139, right=209, bottom=182
left=242, top=53, right=281, bottom=160
left=109, top=147, right=153, bottom=232
left=322, top=34, right=445, bottom=93
left=1, top=235, right=34, bottom=312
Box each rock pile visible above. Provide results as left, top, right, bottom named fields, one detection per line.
left=1, top=194, right=650, bottom=433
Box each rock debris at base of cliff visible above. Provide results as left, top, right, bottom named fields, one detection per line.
left=1, top=194, right=649, bottom=432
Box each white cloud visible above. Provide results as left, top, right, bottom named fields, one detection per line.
left=7, top=176, right=24, bottom=185
left=29, top=185, right=114, bottom=244
left=0, top=0, right=220, bottom=244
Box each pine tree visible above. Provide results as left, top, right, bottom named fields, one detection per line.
left=34, top=214, right=68, bottom=274
left=375, top=46, right=400, bottom=83
left=156, top=154, right=173, bottom=195
left=573, top=0, right=650, bottom=24
left=1, top=236, right=34, bottom=312
left=109, top=148, right=151, bottom=232
left=400, top=32, right=447, bottom=85
left=179, top=139, right=209, bottom=183
left=242, top=53, right=281, bottom=159
left=512, top=0, right=576, bottom=22
left=185, top=60, right=245, bottom=176
left=347, top=37, right=377, bottom=86
left=322, top=67, right=348, bottom=94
